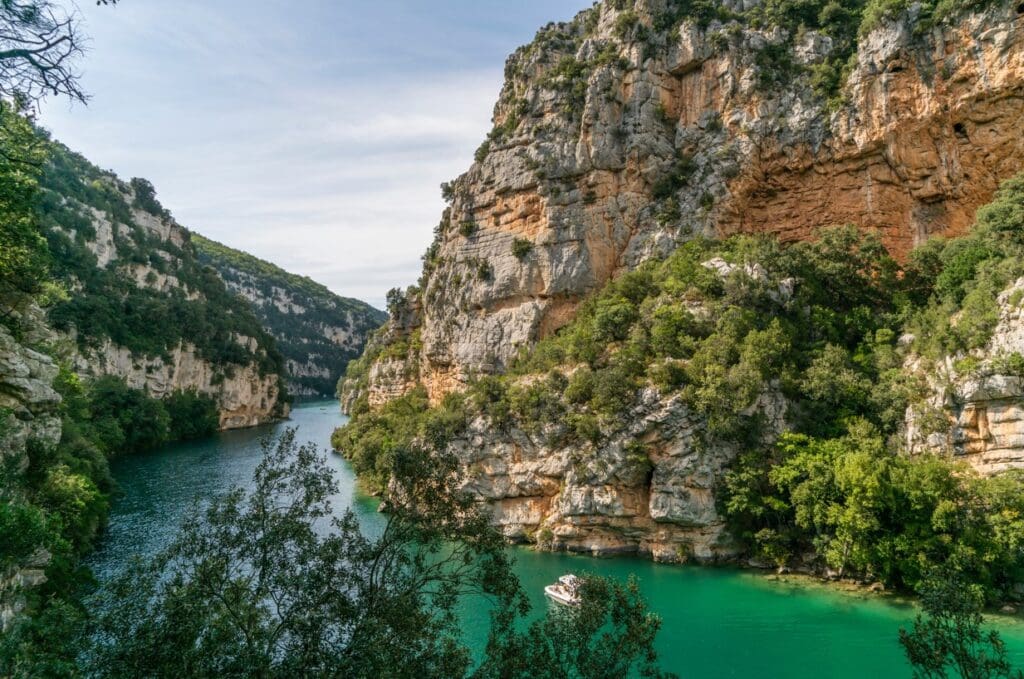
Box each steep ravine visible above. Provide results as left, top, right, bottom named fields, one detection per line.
left=349, top=0, right=1024, bottom=406
left=193, top=235, right=386, bottom=399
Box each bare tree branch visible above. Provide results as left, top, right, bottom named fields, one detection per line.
left=0, top=1, right=95, bottom=106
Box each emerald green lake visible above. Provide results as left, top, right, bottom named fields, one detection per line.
left=89, top=400, right=1024, bottom=678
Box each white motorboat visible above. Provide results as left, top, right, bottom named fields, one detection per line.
left=544, top=574, right=581, bottom=606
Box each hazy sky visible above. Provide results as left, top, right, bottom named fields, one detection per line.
left=40, top=0, right=588, bottom=309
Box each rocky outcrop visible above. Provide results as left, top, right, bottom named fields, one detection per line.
left=0, top=307, right=62, bottom=629
left=906, top=277, right=1024, bottom=475
left=73, top=339, right=283, bottom=429
left=343, top=0, right=1024, bottom=559
left=357, top=0, right=1024, bottom=408
left=0, top=311, right=61, bottom=467
left=193, top=235, right=386, bottom=398
left=451, top=384, right=786, bottom=560
left=722, top=5, right=1024, bottom=256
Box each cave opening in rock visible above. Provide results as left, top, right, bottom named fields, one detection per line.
left=1018, top=2, right=1024, bottom=13
left=953, top=122, right=969, bottom=139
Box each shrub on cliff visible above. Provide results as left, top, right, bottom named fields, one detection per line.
left=337, top=173, right=1024, bottom=601
left=906, top=173, right=1024, bottom=358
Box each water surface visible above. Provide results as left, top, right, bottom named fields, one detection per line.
left=89, top=400, right=1024, bottom=678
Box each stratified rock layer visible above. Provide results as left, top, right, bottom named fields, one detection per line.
left=343, top=0, right=1024, bottom=558
left=450, top=384, right=786, bottom=560
left=906, top=277, right=1024, bottom=475
left=43, top=147, right=286, bottom=429
left=359, top=1, right=1024, bottom=407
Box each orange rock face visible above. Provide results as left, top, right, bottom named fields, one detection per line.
left=720, top=10, right=1024, bottom=257
left=348, top=1, right=1024, bottom=411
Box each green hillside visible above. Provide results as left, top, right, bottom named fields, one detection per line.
left=193, top=235, right=386, bottom=397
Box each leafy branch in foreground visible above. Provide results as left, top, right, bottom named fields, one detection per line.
left=900, top=565, right=1024, bottom=679
left=477, top=574, right=674, bottom=679
left=87, top=429, right=671, bottom=678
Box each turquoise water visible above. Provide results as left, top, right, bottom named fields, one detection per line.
left=88, top=400, right=1024, bottom=678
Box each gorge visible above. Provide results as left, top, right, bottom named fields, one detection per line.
left=336, top=0, right=1024, bottom=578
left=5, top=0, right=1024, bottom=675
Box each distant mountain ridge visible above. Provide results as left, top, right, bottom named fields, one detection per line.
left=193, top=235, right=386, bottom=398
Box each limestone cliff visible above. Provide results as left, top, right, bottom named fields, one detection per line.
left=348, top=0, right=1024, bottom=407
left=0, top=305, right=61, bottom=627
left=40, top=142, right=287, bottom=429
left=0, top=307, right=61, bottom=469
left=449, top=382, right=787, bottom=560
left=906, top=276, right=1024, bottom=475
left=339, top=0, right=1024, bottom=561
left=193, top=236, right=386, bottom=399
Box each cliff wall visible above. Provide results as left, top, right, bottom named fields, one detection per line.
left=193, top=235, right=386, bottom=399
left=40, top=144, right=287, bottom=428
left=350, top=0, right=1024, bottom=407
left=338, top=0, right=1024, bottom=562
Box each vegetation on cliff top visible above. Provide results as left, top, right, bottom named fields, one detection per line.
left=193, top=234, right=386, bottom=397
left=336, top=173, right=1024, bottom=603
left=39, top=140, right=286, bottom=379
left=487, top=0, right=1005, bottom=148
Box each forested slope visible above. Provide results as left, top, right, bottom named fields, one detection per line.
left=193, top=235, right=385, bottom=398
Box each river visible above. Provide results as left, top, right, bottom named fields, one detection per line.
left=87, top=400, right=1024, bottom=678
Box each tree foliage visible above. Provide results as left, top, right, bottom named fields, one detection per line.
left=900, top=567, right=1024, bottom=679
left=87, top=431, right=671, bottom=678
left=0, top=100, right=47, bottom=319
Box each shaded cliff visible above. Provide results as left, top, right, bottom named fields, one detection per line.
left=192, top=236, right=386, bottom=398
left=39, top=140, right=287, bottom=428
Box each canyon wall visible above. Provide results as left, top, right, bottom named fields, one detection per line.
left=193, top=236, right=386, bottom=399
left=0, top=306, right=61, bottom=628
left=340, top=0, right=1024, bottom=560
left=906, top=276, right=1024, bottom=475
left=42, top=145, right=286, bottom=428
left=349, top=0, right=1024, bottom=408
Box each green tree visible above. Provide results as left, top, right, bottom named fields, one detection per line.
left=475, top=575, right=675, bottom=679
left=87, top=431, right=670, bottom=678
left=0, top=100, right=48, bottom=316
left=900, top=568, right=1023, bottom=679
left=87, top=376, right=170, bottom=454
left=164, top=389, right=219, bottom=441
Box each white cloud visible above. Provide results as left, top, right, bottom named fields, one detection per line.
left=38, top=0, right=587, bottom=309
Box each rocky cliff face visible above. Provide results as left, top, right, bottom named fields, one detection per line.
left=906, top=276, right=1024, bottom=475
left=340, top=0, right=1024, bottom=560
left=0, top=308, right=61, bottom=468
left=193, top=236, right=386, bottom=399
left=41, top=143, right=287, bottom=428
left=450, top=381, right=786, bottom=560
left=0, top=306, right=61, bottom=627
left=352, top=0, right=1024, bottom=407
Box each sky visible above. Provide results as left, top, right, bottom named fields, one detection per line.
left=39, top=0, right=589, bottom=310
